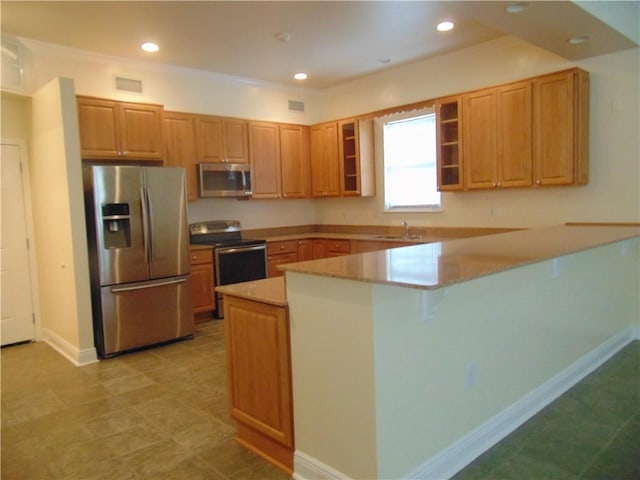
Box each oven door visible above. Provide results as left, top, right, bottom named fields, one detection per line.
left=214, top=244, right=267, bottom=317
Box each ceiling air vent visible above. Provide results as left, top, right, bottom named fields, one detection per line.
left=288, top=100, right=305, bottom=112
left=114, top=75, right=143, bottom=94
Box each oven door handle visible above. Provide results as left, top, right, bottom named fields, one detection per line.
left=217, top=244, right=266, bottom=255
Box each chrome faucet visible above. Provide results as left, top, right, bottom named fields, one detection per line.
left=401, top=220, right=409, bottom=239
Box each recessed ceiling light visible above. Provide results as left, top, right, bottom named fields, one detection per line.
left=294, top=73, right=308, bottom=80
left=568, top=35, right=591, bottom=45
left=140, top=42, right=159, bottom=53
left=436, top=21, right=454, bottom=32
left=506, top=2, right=529, bottom=13
left=378, top=58, right=391, bottom=64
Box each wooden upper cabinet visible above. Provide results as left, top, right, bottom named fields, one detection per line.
left=338, top=118, right=375, bottom=197
left=310, top=122, right=341, bottom=197
left=533, top=69, right=589, bottom=186
left=437, top=68, right=587, bottom=192
left=197, top=116, right=223, bottom=162
left=249, top=121, right=281, bottom=199
left=463, top=81, right=532, bottom=189
left=249, top=122, right=311, bottom=200
left=163, top=112, right=198, bottom=201
left=196, top=115, right=249, bottom=163
left=463, top=88, right=498, bottom=189
left=497, top=81, right=532, bottom=188
left=435, top=96, right=464, bottom=191
left=224, top=118, right=250, bottom=163
left=77, top=96, right=164, bottom=161
left=280, top=124, right=310, bottom=199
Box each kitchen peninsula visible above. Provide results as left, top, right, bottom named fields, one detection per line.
left=279, top=224, right=639, bottom=480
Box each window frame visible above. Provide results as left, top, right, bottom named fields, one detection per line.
left=378, top=108, right=442, bottom=213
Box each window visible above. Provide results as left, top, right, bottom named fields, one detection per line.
left=382, top=110, right=441, bottom=211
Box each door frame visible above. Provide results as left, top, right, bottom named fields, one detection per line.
left=2, top=138, right=42, bottom=342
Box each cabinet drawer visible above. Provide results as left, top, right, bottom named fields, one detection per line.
left=326, top=239, right=350, bottom=254
left=190, top=248, right=213, bottom=265
left=267, top=240, right=298, bottom=255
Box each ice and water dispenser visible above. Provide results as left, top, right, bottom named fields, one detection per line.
left=101, top=203, right=131, bottom=249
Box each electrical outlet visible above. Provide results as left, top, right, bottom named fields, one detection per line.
left=466, top=363, right=477, bottom=388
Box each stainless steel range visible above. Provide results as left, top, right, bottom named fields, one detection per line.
left=189, top=220, right=267, bottom=318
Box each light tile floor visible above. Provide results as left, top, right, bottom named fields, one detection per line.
left=2, top=321, right=638, bottom=480
left=1, top=320, right=289, bottom=480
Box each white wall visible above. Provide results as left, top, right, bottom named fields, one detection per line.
left=30, top=77, right=96, bottom=364
left=286, top=238, right=640, bottom=478
left=10, top=35, right=640, bottom=231
left=18, top=37, right=319, bottom=124
left=314, top=37, right=640, bottom=229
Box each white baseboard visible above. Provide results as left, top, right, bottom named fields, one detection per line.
left=406, top=326, right=639, bottom=480
left=42, top=328, right=99, bottom=366
left=293, top=450, right=350, bottom=480
left=292, top=327, right=639, bottom=480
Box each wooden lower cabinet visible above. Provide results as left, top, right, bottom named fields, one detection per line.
left=312, top=239, right=327, bottom=259
left=325, top=239, right=350, bottom=257
left=267, top=240, right=298, bottom=277
left=190, top=247, right=215, bottom=317
left=297, top=239, right=314, bottom=261
left=223, top=295, right=294, bottom=473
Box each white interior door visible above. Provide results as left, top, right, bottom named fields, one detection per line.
left=1, top=142, right=36, bottom=345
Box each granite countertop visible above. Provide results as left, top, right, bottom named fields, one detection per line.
left=262, top=232, right=444, bottom=244
left=215, top=277, right=287, bottom=307
left=279, top=225, right=640, bottom=290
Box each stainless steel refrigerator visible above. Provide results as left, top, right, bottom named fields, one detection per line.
left=83, top=165, right=193, bottom=358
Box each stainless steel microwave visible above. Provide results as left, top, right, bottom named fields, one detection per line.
left=198, top=163, right=252, bottom=198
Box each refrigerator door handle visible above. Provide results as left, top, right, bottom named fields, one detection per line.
left=145, top=187, right=154, bottom=261
left=111, top=277, right=187, bottom=293
left=140, top=187, right=151, bottom=264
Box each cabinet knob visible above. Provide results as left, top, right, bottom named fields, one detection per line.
left=536, top=179, right=542, bottom=185
left=497, top=182, right=502, bottom=187
left=191, top=256, right=197, bottom=260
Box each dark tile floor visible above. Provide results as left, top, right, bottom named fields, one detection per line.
left=2, top=321, right=638, bottom=480
left=453, top=340, right=640, bottom=480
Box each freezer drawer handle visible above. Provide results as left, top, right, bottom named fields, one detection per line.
left=111, top=278, right=187, bottom=293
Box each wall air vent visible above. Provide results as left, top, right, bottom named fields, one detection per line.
left=114, top=76, right=143, bottom=94
left=288, top=100, right=305, bottom=112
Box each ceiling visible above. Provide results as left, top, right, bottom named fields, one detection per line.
left=1, top=1, right=637, bottom=90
